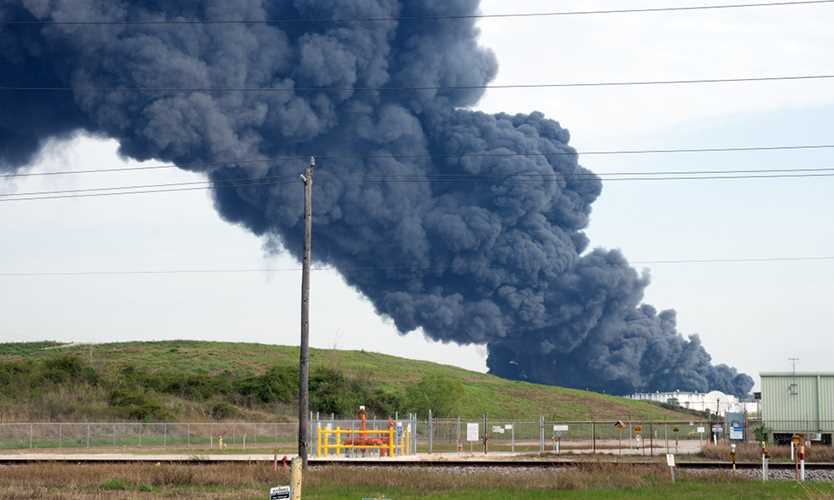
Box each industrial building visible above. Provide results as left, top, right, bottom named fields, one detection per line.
left=760, top=372, right=834, bottom=445
left=629, top=390, right=757, bottom=416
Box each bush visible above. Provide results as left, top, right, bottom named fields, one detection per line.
left=100, top=478, right=130, bottom=491
left=210, top=401, right=238, bottom=420
left=753, top=425, right=771, bottom=444
left=366, top=387, right=405, bottom=416
left=236, top=366, right=296, bottom=404
left=39, top=356, right=93, bottom=385
left=405, top=375, right=463, bottom=417
left=309, top=368, right=377, bottom=416
left=108, top=388, right=170, bottom=421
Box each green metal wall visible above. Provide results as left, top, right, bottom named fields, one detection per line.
left=761, top=373, right=834, bottom=433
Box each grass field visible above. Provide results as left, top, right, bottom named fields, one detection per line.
left=0, top=340, right=697, bottom=422
left=0, top=463, right=831, bottom=499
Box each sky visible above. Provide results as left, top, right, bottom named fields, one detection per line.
left=2, top=0, right=833, bottom=390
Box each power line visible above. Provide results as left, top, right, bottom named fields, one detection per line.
left=4, top=166, right=834, bottom=198
left=5, top=143, right=834, bottom=178
left=3, top=74, right=834, bottom=93
left=5, top=1, right=833, bottom=25
left=0, top=174, right=297, bottom=198
left=2, top=256, right=832, bottom=277
left=2, top=170, right=833, bottom=202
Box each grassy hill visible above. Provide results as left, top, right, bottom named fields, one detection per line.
left=0, top=341, right=697, bottom=422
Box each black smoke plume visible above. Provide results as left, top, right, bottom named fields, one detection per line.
left=0, top=0, right=753, bottom=397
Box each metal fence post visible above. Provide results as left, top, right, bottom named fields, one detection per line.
left=483, top=414, right=488, bottom=455
left=113, top=423, right=116, bottom=448
left=539, top=416, right=545, bottom=454
left=29, top=424, right=33, bottom=449
left=649, top=422, right=653, bottom=456
left=428, top=409, right=433, bottom=454
left=592, top=421, right=596, bottom=454
left=163, top=423, right=168, bottom=448
left=456, top=416, right=461, bottom=453
left=59, top=423, right=62, bottom=449
left=511, top=422, right=515, bottom=453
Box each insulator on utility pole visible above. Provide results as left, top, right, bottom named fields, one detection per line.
left=298, top=156, right=314, bottom=468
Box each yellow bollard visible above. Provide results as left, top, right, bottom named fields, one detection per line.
left=389, top=428, right=395, bottom=457
left=316, top=423, right=322, bottom=458
left=336, top=427, right=341, bottom=456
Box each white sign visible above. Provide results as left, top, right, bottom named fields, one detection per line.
left=466, top=423, right=480, bottom=442
left=666, top=454, right=676, bottom=467
left=505, top=424, right=513, bottom=430
left=553, top=425, right=569, bottom=432
left=492, top=426, right=505, bottom=434
left=696, top=426, right=705, bottom=433
left=269, top=486, right=291, bottom=500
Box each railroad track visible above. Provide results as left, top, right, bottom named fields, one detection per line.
left=1, top=456, right=833, bottom=470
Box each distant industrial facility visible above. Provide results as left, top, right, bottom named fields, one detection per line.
left=629, top=390, right=756, bottom=416
left=760, top=372, right=833, bottom=445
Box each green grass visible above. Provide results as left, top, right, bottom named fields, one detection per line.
left=0, top=340, right=697, bottom=421
left=3, top=463, right=832, bottom=500
left=299, top=482, right=834, bottom=499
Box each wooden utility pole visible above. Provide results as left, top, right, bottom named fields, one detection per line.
left=298, top=157, right=314, bottom=468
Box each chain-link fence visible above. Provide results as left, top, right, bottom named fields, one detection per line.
left=0, top=422, right=298, bottom=451
left=421, top=418, right=718, bottom=456
left=2, top=418, right=828, bottom=453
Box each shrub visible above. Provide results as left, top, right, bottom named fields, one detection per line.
left=210, top=401, right=238, bottom=420
left=405, top=375, right=463, bottom=417
left=366, top=387, right=405, bottom=417
left=753, top=424, right=771, bottom=444
left=100, top=478, right=130, bottom=491
left=108, top=388, right=170, bottom=421
left=236, top=366, right=296, bottom=405
left=39, top=356, right=85, bottom=384
left=310, top=368, right=367, bottom=416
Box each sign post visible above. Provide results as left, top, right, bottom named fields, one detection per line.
left=800, top=443, right=806, bottom=481
left=269, top=486, right=291, bottom=500
left=666, top=454, right=676, bottom=483
left=633, top=425, right=642, bottom=455
left=761, top=441, right=769, bottom=482
left=791, top=434, right=802, bottom=481
left=466, top=423, right=479, bottom=454
left=711, top=424, right=722, bottom=446
left=553, top=425, right=568, bottom=455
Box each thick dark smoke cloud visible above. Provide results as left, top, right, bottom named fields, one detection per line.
left=0, top=0, right=753, bottom=397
